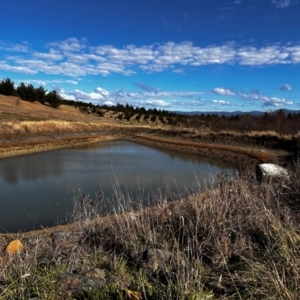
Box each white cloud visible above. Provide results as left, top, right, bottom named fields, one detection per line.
left=172, top=68, right=185, bottom=74
left=60, top=87, right=111, bottom=103
left=59, top=86, right=206, bottom=109
left=279, top=83, right=292, bottom=90
left=19, top=79, right=79, bottom=87
left=47, top=37, right=86, bottom=53
left=140, top=91, right=205, bottom=99
left=33, top=49, right=63, bottom=61
left=0, top=41, right=29, bottom=52
left=1, top=39, right=300, bottom=77
left=135, top=82, right=160, bottom=93
left=94, top=87, right=110, bottom=97
left=145, top=99, right=170, bottom=107
left=55, top=83, right=294, bottom=110
left=211, top=87, right=293, bottom=107
left=212, top=87, right=236, bottom=96
left=237, top=45, right=291, bottom=65
left=240, top=91, right=293, bottom=106
left=59, top=92, right=76, bottom=101
left=212, top=100, right=231, bottom=105
left=103, top=100, right=114, bottom=106
left=0, top=62, right=36, bottom=74
left=66, top=88, right=110, bottom=103
left=285, top=45, right=300, bottom=63
left=19, top=79, right=47, bottom=86
left=271, top=0, right=297, bottom=8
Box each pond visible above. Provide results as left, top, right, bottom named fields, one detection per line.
left=0, top=140, right=236, bottom=232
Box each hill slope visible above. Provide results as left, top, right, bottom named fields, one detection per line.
left=0, top=95, right=107, bottom=123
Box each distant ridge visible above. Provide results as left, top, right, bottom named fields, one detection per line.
left=174, top=109, right=300, bottom=117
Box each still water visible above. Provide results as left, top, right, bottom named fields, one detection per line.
left=0, top=140, right=236, bottom=232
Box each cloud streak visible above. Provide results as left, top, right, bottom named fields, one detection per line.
left=212, top=86, right=293, bottom=107
left=58, top=83, right=292, bottom=110
left=279, top=83, right=292, bottom=90
left=212, top=87, right=236, bottom=96
left=1, top=39, right=300, bottom=77
left=212, top=100, right=231, bottom=105
left=272, top=0, right=297, bottom=8
left=240, top=91, right=293, bottom=106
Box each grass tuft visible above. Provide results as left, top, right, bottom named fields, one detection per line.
left=0, top=162, right=300, bottom=298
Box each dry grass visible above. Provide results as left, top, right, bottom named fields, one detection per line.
left=214, top=130, right=300, bottom=139
left=0, top=95, right=96, bottom=122
left=0, top=163, right=300, bottom=299
left=139, top=135, right=275, bottom=162
left=0, top=95, right=166, bottom=138
left=1, top=94, right=299, bottom=298
left=0, top=120, right=121, bottom=136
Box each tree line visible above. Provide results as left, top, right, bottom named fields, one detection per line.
left=0, top=77, right=63, bottom=108
left=1, top=77, right=300, bottom=135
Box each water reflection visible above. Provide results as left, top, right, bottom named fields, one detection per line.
left=0, top=151, right=64, bottom=183
left=0, top=140, right=236, bottom=232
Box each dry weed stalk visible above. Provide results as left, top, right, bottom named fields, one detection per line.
left=0, top=163, right=299, bottom=299
left=0, top=120, right=112, bottom=136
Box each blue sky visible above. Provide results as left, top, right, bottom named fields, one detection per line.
left=0, top=0, right=299, bottom=112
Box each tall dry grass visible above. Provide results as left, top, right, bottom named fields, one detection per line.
left=0, top=163, right=299, bottom=299
left=0, top=120, right=123, bottom=136
left=209, top=130, right=300, bottom=140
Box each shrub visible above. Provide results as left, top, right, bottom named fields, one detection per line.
left=45, top=90, right=63, bottom=108
left=16, top=83, right=38, bottom=101
left=0, top=78, right=15, bottom=96
left=150, top=115, right=156, bottom=123
left=36, top=86, right=47, bottom=103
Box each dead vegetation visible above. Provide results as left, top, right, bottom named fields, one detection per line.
left=0, top=120, right=116, bottom=136
left=0, top=94, right=300, bottom=298
left=0, top=163, right=300, bottom=299
left=136, top=135, right=276, bottom=163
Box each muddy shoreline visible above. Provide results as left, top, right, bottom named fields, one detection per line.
left=0, top=130, right=292, bottom=237
left=0, top=133, right=123, bottom=159
left=0, top=130, right=289, bottom=170
left=129, top=135, right=260, bottom=173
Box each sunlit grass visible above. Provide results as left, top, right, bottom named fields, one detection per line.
left=0, top=120, right=121, bottom=136
left=0, top=162, right=299, bottom=299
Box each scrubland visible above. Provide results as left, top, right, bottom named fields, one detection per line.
left=0, top=94, right=299, bottom=299
left=0, top=164, right=300, bottom=299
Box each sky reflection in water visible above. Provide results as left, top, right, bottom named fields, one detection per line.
left=0, top=140, right=236, bottom=232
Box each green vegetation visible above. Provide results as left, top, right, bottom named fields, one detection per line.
left=0, top=78, right=15, bottom=96
left=44, top=90, right=63, bottom=108
left=0, top=77, right=62, bottom=108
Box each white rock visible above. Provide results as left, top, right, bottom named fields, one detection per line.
left=256, top=163, right=289, bottom=180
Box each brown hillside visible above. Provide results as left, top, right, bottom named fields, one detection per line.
left=0, top=95, right=105, bottom=122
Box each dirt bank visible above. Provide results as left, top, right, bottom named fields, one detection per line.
left=0, top=130, right=290, bottom=171
left=0, top=130, right=292, bottom=238
left=129, top=135, right=290, bottom=173
left=0, top=133, right=124, bottom=159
